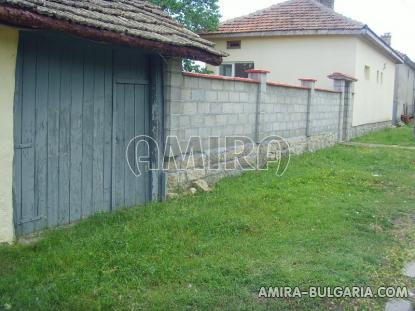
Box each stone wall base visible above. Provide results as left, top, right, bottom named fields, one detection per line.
left=350, top=121, right=392, bottom=139
left=165, top=122, right=397, bottom=194
left=166, top=131, right=339, bottom=193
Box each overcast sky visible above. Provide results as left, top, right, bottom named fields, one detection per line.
left=218, top=0, right=415, bottom=59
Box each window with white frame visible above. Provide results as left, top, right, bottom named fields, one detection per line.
left=226, top=40, right=241, bottom=49
left=219, top=62, right=254, bottom=78
left=219, top=64, right=233, bottom=77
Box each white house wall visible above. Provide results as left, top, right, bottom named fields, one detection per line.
left=207, top=35, right=358, bottom=90
left=352, top=37, right=396, bottom=126
left=0, top=26, right=18, bottom=243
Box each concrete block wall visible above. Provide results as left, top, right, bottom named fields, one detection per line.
left=261, top=86, right=342, bottom=155
left=169, top=76, right=259, bottom=152
left=262, top=85, right=309, bottom=139
left=165, top=59, right=259, bottom=152
left=164, top=59, right=370, bottom=192
left=309, top=90, right=342, bottom=135
left=164, top=59, right=263, bottom=189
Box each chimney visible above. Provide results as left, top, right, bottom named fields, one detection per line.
left=316, top=0, right=334, bottom=9
left=381, top=33, right=392, bottom=46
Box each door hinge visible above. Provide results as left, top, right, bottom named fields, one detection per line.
left=15, top=143, right=33, bottom=150
left=17, top=215, right=44, bottom=225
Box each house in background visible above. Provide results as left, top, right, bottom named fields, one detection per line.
left=0, top=0, right=224, bottom=242
left=380, top=33, right=415, bottom=123
left=394, top=53, right=415, bottom=122
left=201, top=0, right=403, bottom=131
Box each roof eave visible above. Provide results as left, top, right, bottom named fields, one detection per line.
left=360, top=26, right=404, bottom=64
left=403, top=56, right=415, bottom=71
left=0, top=5, right=224, bottom=66
left=201, top=29, right=364, bottom=39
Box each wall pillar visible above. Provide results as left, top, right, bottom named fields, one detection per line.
left=343, top=82, right=354, bottom=141
left=163, top=57, right=184, bottom=153
left=163, top=57, right=184, bottom=197
left=0, top=27, right=19, bottom=243
left=299, top=78, right=317, bottom=138
left=328, top=73, right=358, bottom=141
left=334, top=79, right=346, bottom=141
left=246, top=69, right=269, bottom=143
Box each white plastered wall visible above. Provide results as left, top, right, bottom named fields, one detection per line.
left=352, top=37, right=396, bottom=126
left=0, top=26, right=18, bottom=243
left=206, top=35, right=358, bottom=90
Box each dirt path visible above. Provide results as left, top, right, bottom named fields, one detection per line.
left=342, top=142, right=415, bottom=150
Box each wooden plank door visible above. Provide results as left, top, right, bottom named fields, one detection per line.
left=13, top=33, right=153, bottom=236
left=112, top=50, right=151, bottom=210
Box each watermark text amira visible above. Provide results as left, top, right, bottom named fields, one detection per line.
left=125, top=135, right=291, bottom=177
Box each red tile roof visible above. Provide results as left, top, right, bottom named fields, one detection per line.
left=202, top=0, right=365, bottom=35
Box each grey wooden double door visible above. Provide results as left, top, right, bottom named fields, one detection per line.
left=13, top=33, right=152, bottom=236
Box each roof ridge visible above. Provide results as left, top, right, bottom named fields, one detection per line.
left=206, top=0, right=365, bottom=35
left=219, top=0, right=296, bottom=26
left=307, top=0, right=365, bottom=28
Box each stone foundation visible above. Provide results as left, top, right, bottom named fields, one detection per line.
left=165, top=131, right=339, bottom=191
left=350, top=121, right=392, bottom=139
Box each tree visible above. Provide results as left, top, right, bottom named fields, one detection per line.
left=182, top=59, right=213, bottom=74
left=150, top=0, right=220, bottom=32
left=149, top=0, right=220, bottom=73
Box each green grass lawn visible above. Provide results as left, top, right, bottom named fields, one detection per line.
left=1, top=145, right=415, bottom=310
left=353, top=125, right=415, bottom=146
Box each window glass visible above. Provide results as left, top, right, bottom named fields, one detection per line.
left=227, top=41, right=241, bottom=49
left=220, top=64, right=233, bottom=77
left=235, top=63, right=254, bottom=78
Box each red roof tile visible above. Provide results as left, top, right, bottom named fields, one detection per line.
left=202, top=0, right=365, bottom=35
